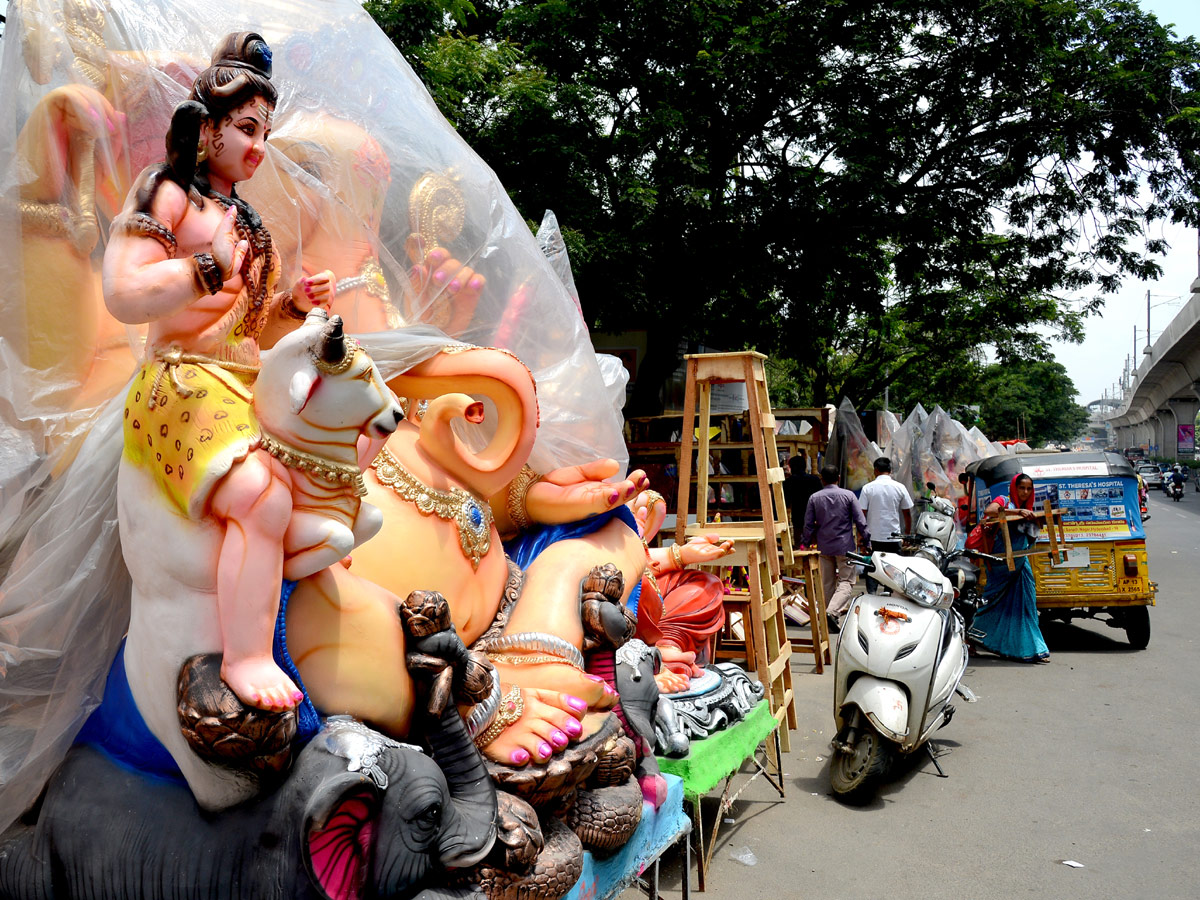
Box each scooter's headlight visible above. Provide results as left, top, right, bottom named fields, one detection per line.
left=903, top=572, right=948, bottom=609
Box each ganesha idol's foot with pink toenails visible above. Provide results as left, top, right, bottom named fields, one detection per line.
left=220, top=656, right=303, bottom=711
left=480, top=686, right=590, bottom=766
left=491, top=659, right=619, bottom=714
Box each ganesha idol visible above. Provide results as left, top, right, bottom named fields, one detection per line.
left=0, top=10, right=694, bottom=898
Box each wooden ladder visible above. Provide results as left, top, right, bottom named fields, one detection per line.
left=674, top=351, right=798, bottom=750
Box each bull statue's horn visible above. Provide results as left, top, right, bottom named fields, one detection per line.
left=321, top=316, right=346, bottom=365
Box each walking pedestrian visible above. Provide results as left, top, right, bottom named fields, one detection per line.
left=801, top=465, right=870, bottom=631
left=858, top=457, right=914, bottom=593
left=784, top=454, right=823, bottom=540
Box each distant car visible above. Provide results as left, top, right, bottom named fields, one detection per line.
left=1137, top=464, right=1163, bottom=490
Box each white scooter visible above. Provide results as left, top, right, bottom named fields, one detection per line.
left=829, top=532, right=970, bottom=803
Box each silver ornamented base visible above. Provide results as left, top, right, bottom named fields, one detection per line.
left=656, top=663, right=765, bottom=751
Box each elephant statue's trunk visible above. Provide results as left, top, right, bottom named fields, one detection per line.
left=396, top=590, right=499, bottom=872
left=425, top=698, right=498, bottom=869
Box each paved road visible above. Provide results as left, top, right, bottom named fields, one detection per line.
left=627, top=489, right=1200, bottom=899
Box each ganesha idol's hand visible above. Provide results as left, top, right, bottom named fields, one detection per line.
left=23, top=85, right=125, bottom=212
left=524, top=461, right=651, bottom=526
left=290, top=268, right=335, bottom=313
left=46, top=84, right=122, bottom=141
left=408, top=246, right=485, bottom=310
left=681, top=534, right=735, bottom=565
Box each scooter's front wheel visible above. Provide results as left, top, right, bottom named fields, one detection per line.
left=830, top=722, right=893, bottom=804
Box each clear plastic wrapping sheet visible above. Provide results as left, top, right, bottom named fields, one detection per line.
left=876, top=409, right=901, bottom=454
left=0, top=0, right=626, bottom=829
left=889, top=408, right=921, bottom=498
left=834, top=398, right=878, bottom=493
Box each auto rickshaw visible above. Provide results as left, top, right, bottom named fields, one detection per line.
left=962, top=451, right=1155, bottom=648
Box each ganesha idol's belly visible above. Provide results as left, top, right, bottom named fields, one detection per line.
left=348, top=481, right=510, bottom=644
left=285, top=484, right=508, bottom=739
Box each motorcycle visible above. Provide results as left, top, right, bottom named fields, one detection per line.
left=829, top=498, right=987, bottom=803
left=1168, top=479, right=1184, bottom=502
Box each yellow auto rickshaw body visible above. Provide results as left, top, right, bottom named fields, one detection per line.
left=964, top=451, right=1154, bottom=648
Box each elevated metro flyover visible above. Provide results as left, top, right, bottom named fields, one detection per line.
left=1107, top=272, right=1200, bottom=459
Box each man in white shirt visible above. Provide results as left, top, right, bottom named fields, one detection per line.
left=858, top=457, right=914, bottom=593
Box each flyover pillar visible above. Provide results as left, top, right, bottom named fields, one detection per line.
left=1159, top=407, right=1179, bottom=460
left=1169, top=397, right=1200, bottom=461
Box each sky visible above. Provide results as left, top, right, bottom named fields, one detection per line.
left=1051, top=0, right=1200, bottom=405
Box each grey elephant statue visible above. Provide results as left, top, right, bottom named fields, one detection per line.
left=0, top=593, right=500, bottom=900
left=614, top=638, right=690, bottom=760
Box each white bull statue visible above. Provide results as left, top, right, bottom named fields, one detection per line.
left=116, top=310, right=404, bottom=810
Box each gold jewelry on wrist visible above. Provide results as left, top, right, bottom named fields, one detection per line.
left=473, top=685, right=524, bottom=749
left=670, top=543, right=685, bottom=569
left=506, top=464, right=542, bottom=532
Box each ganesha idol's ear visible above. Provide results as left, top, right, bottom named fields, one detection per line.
left=290, top=367, right=320, bottom=415
left=302, top=773, right=382, bottom=900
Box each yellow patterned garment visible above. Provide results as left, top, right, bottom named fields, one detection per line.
left=123, top=360, right=259, bottom=518
left=121, top=200, right=278, bottom=518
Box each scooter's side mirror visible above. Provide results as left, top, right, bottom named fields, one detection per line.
left=958, top=472, right=970, bottom=485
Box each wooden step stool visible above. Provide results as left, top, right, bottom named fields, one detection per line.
left=676, top=352, right=798, bottom=746
left=781, top=549, right=831, bottom=672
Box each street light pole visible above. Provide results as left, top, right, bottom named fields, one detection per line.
left=1145, top=288, right=1151, bottom=354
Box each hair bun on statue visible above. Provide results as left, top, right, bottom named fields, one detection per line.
left=191, top=32, right=277, bottom=116
left=210, top=32, right=273, bottom=78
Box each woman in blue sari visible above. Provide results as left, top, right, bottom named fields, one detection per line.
left=972, top=473, right=1050, bottom=662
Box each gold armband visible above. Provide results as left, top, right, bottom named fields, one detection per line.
left=506, top=464, right=542, bottom=533
left=670, top=543, right=685, bottom=569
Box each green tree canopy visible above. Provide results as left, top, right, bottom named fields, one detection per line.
left=370, top=0, right=1200, bottom=415
left=974, top=359, right=1091, bottom=445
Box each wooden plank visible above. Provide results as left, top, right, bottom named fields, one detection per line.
left=1043, top=498, right=1060, bottom=564
left=674, top=358, right=698, bottom=547
left=690, top=356, right=759, bottom=383
left=768, top=646, right=792, bottom=681
left=999, top=508, right=1015, bottom=571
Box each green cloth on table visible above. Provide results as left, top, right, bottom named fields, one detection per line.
left=655, top=700, right=776, bottom=800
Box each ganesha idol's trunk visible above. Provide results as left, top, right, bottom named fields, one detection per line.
left=388, top=348, right=539, bottom=501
